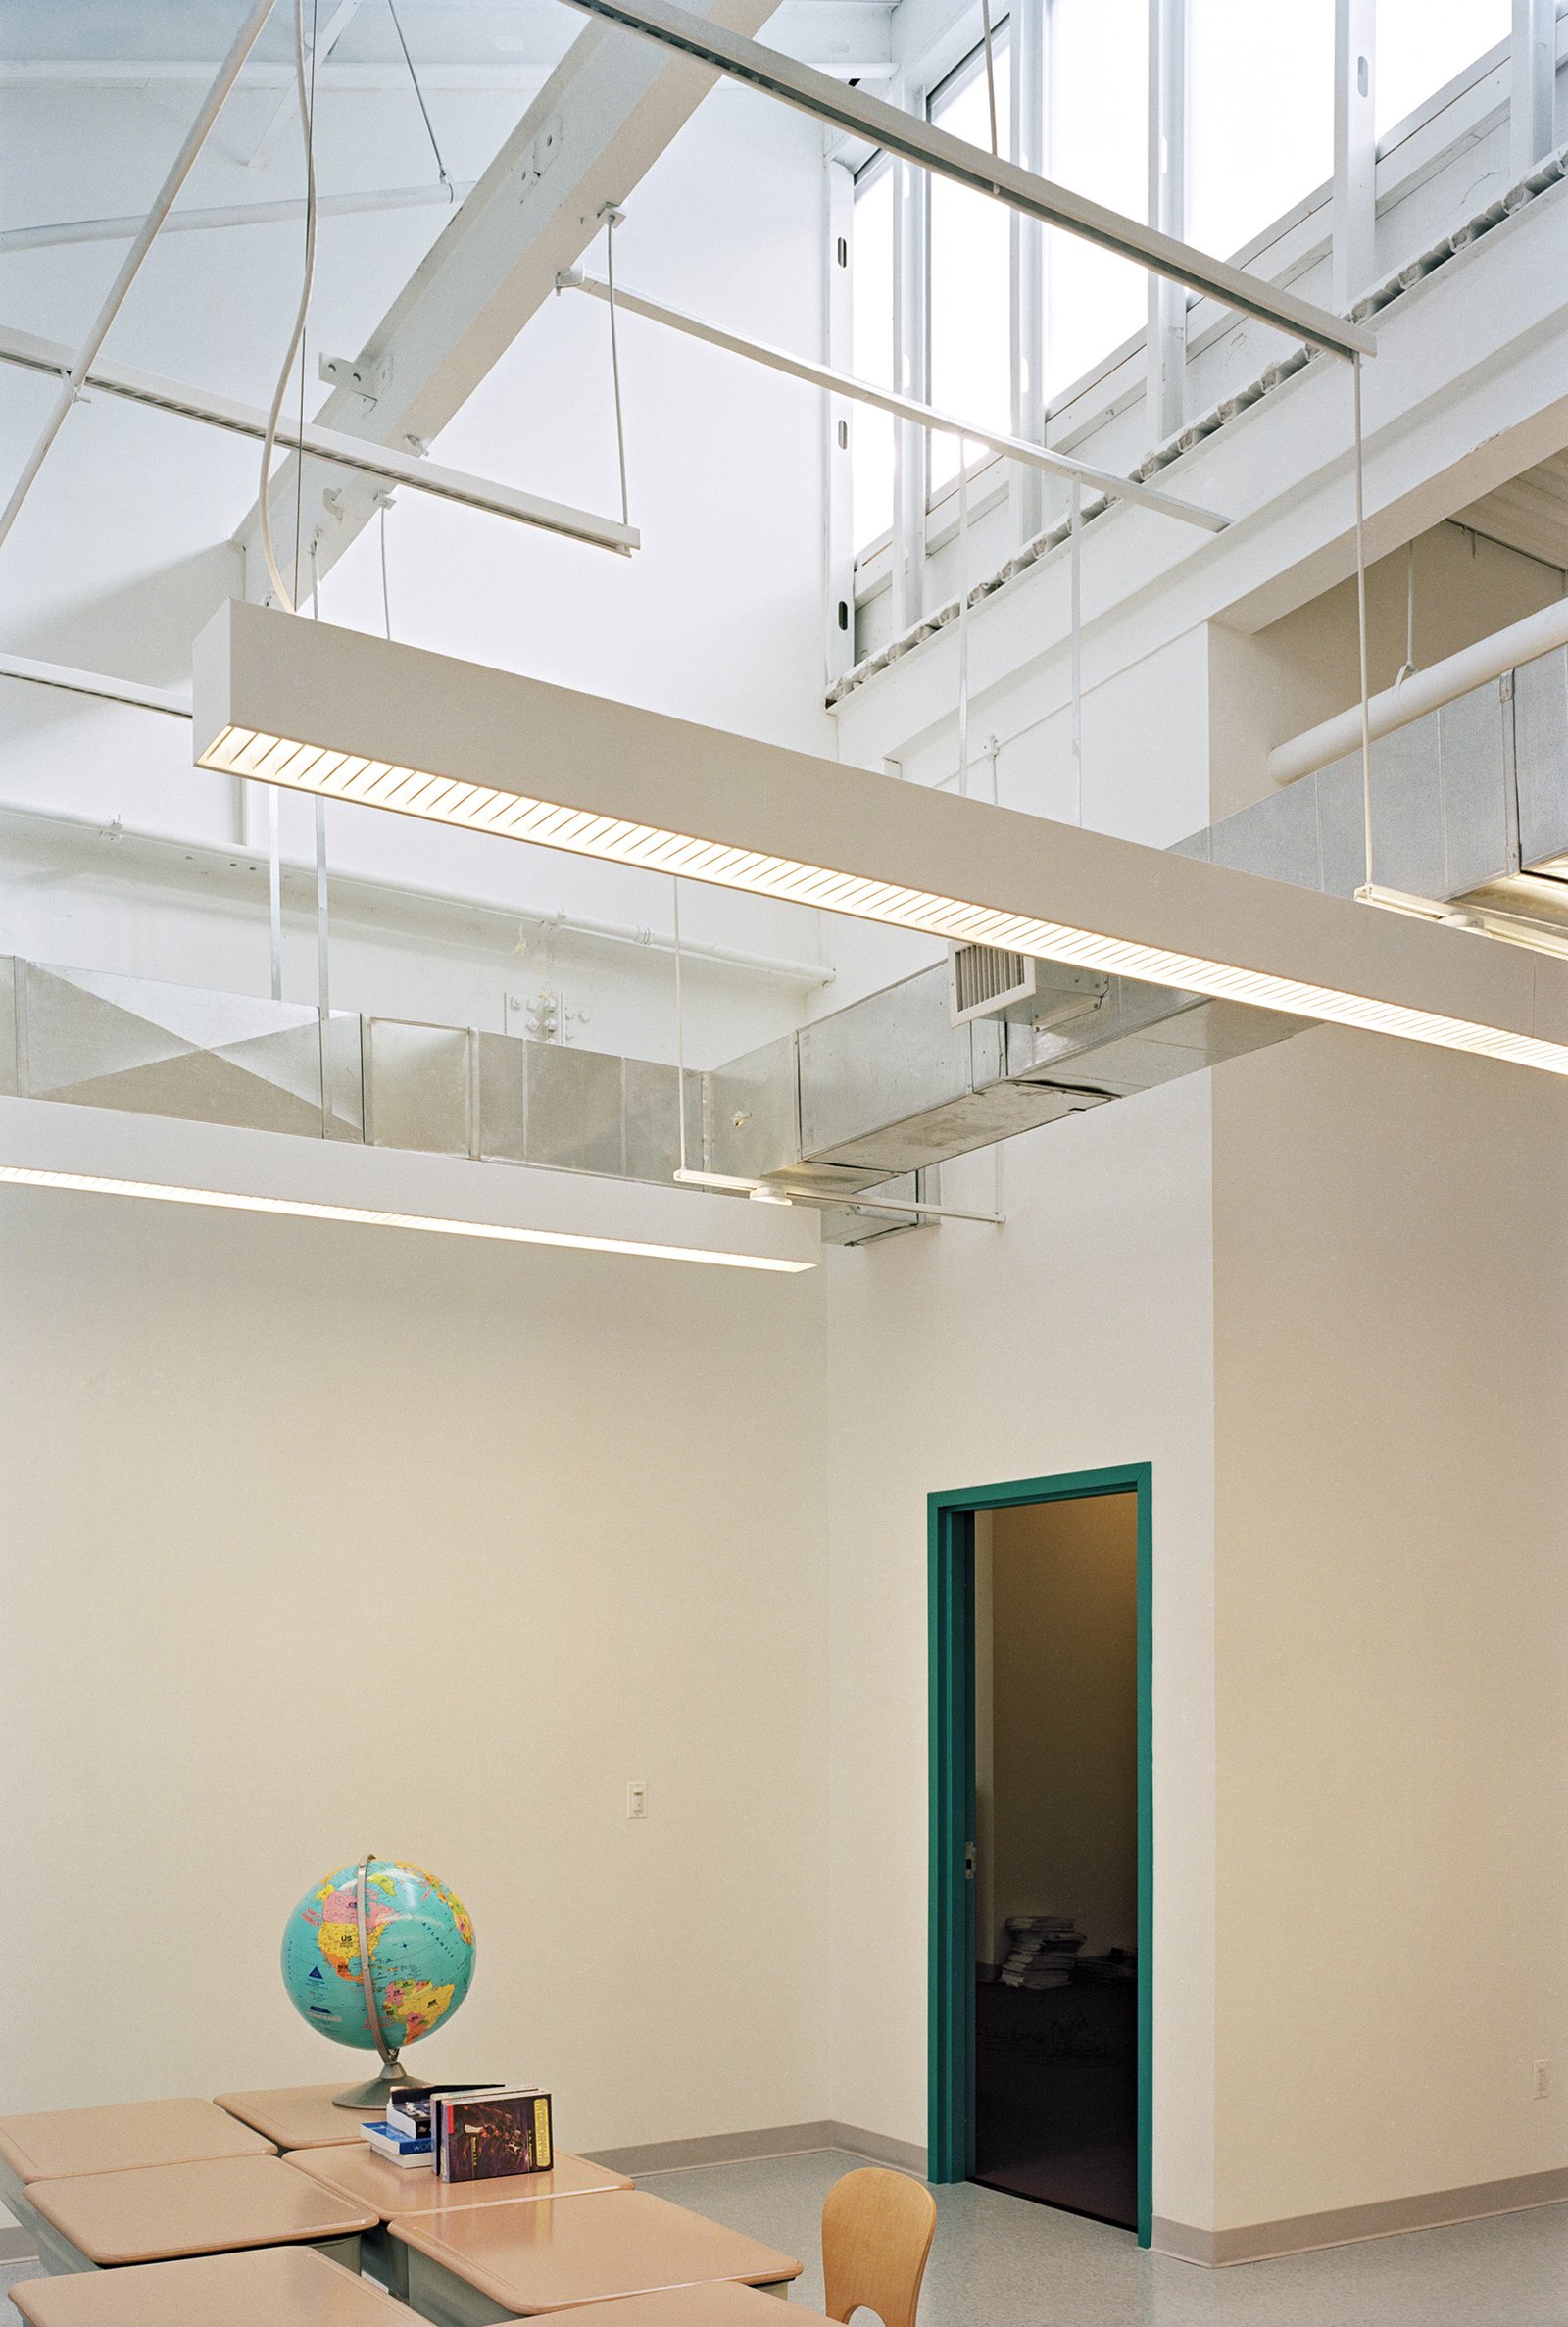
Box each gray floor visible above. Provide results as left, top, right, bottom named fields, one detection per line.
left=3, top=2153, right=1566, bottom=2323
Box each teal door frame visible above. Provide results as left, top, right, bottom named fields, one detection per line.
left=927, top=1462, right=1152, bottom=2246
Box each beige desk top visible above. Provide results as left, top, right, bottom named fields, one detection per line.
left=287, top=2142, right=631, bottom=2221
left=214, top=2084, right=380, bottom=2150
left=26, top=2154, right=378, bottom=2268
left=0, top=2100, right=274, bottom=2186
left=531, top=2286, right=834, bottom=2326
left=10, top=2245, right=411, bottom=2326
left=390, top=2188, right=802, bottom=2314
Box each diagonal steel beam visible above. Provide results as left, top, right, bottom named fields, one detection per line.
left=562, top=0, right=1377, bottom=359
left=0, top=0, right=280, bottom=559
left=233, top=0, right=780, bottom=596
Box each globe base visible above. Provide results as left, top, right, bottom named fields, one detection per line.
left=333, top=2061, right=426, bottom=2110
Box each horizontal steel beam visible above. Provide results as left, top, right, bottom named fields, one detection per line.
left=0, top=322, right=638, bottom=554
left=0, top=181, right=476, bottom=257
left=560, top=0, right=1377, bottom=359
left=561, top=270, right=1229, bottom=532
left=0, top=651, right=191, bottom=718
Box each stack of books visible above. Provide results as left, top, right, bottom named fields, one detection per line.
left=358, top=2084, right=557, bottom=2182
left=998, top=1914, right=1088, bottom=1989
left=360, top=2084, right=506, bottom=2170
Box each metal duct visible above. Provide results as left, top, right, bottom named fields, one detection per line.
left=1173, top=643, right=1568, bottom=929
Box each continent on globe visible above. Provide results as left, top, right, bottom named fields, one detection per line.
left=280, top=1858, right=476, bottom=2054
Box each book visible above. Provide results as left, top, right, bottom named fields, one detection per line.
left=434, top=2089, right=554, bottom=2183
left=386, top=2083, right=507, bottom=2140
left=361, top=2120, right=434, bottom=2167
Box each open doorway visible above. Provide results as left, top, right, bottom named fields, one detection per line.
left=928, top=1466, right=1151, bottom=2244
left=973, top=1495, right=1138, bottom=2223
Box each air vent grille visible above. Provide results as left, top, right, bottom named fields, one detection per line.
left=949, top=943, right=1035, bottom=1025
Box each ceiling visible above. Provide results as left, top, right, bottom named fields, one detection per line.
left=1453, top=450, right=1568, bottom=572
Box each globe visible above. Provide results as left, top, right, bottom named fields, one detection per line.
left=280, top=1858, right=476, bottom=2060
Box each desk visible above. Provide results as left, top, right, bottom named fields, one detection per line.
left=287, top=2146, right=632, bottom=2300
left=530, top=2288, right=834, bottom=2326
left=24, top=2155, right=377, bottom=2276
left=0, top=2101, right=276, bottom=2254
left=11, top=2245, right=412, bottom=2326
left=390, top=2188, right=802, bottom=2323
left=214, top=2084, right=376, bottom=2151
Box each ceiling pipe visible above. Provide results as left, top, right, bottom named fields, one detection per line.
left=1269, top=589, right=1568, bottom=785
left=0, top=180, right=476, bottom=258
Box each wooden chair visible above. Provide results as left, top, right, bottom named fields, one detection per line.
left=821, top=2166, right=937, bottom=2327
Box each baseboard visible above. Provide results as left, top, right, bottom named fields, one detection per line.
left=583, top=2120, right=927, bottom=2181
left=0, top=2228, right=38, bottom=2262
left=1152, top=2165, right=1568, bottom=2266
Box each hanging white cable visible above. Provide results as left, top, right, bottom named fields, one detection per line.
left=258, top=0, right=321, bottom=613
left=378, top=499, right=394, bottom=640
left=385, top=0, right=451, bottom=192
left=979, top=0, right=1001, bottom=158
left=1351, top=352, right=1374, bottom=887
left=1393, top=535, right=1416, bottom=695
left=1069, top=478, right=1083, bottom=825
left=671, top=875, right=688, bottom=1175
left=309, top=534, right=330, bottom=1019
left=601, top=206, right=631, bottom=528
left=956, top=438, right=972, bottom=797
left=268, top=788, right=283, bottom=1001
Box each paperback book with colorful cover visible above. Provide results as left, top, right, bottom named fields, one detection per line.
left=434, top=2089, right=554, bottom=2182
left=386, top=2084, right=506, bottom=2142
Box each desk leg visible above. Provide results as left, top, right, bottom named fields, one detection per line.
left=310, top=2234, right=364, bottom=2273
left=403, top=2248, right=514, bottom=2325
left=29, top=2219, right=96, bottom=2277
left=361, top=2224, right=409, bottom=2301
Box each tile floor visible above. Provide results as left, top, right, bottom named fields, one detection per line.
left=3, top=2150, right=1565, bottom=2324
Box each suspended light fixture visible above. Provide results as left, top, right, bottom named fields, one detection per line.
left=191, top=602, right=1568, bottom=1081
left=0, top=1098, right=819, bottom=1275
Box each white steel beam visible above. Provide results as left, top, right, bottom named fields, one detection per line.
left=1146, top=0, right=1186, bottom=445
left=0, top=323, right=638, bottom=554
left=0, top=0, right=279, bottom=559
left=0, top=180, right=474, bottom=257
left=560, top=268, right=1230, bottom=529
left=229, top=0, right=786, bottom=596
left=561, top=0, right=1378, bottom=358
left=1332, top=0, right=1376, bottom=313
left=0, top=652, right=192, bottom=719
left=1511, top=0, right=1558, bottom=177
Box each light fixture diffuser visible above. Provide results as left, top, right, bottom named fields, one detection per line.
left=0, top=1097, right=818, bottom=1274
left=191, top=603, right=1568, bottom=1082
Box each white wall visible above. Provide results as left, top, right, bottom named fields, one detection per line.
left=0, top=1180, right=830, bottom=2147
left=1210, top=1027, right=1568, bottom=2231
left=823, top=1090, right=1218, bottom=2230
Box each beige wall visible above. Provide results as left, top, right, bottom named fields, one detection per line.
left=0, top=1184, right=830, bottom=2153
left=986, top=1496, right=1138, bottom=1961
left=824, top=1077, right=1218, bottom=2230
left=1210, top=1026, right=1568, bottom=2230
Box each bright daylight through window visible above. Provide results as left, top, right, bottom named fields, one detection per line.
left=927, top=28, right=1013, bottom=496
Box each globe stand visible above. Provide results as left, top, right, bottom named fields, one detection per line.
left=332, top=1852, right=432, bottom=2111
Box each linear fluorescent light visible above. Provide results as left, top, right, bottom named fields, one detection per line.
left=191, top=603, right=1568, bottom=1081
left=0, top=1097, right=817, bottom=1274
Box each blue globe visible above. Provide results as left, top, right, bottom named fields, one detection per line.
left=280, top=1859, right=476, bottom=2053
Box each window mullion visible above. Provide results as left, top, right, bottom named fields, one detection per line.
left=1010, top=0, right=1046, bottom=544
left=893, top=148, right=929, bottom=632
left=1146, top=0, right=1185, bottom=447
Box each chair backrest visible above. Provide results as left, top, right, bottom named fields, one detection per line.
left=820, top=2165, right=937, bottom=2327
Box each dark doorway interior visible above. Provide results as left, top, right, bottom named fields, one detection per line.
left=971, top=1491, right=1138, bottom=2228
